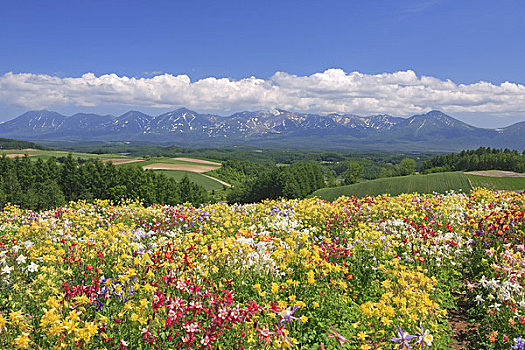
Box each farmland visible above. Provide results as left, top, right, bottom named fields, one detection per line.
left=1, top=189, right=524, bottom=349
left=153, top=170, right=227, bottom=191
left=0, top=149, right=227, bottom=192
left=313, top=171, right=525, bottom=200
left=312, top=172, right=472, bottom=201
left=466, top=172, right=525, bottom=191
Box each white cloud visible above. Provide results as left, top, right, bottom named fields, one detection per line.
left=1, top=69, right=525, bottom=117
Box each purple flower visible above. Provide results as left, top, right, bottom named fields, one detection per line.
left=390, top=325, right=416, bottom=350
left=514, top=333, right=525, bottom=350
left=277, top=305, right=299, bottom=326
left=414, top=324, right=432, bottom=349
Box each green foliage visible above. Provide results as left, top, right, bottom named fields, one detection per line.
left=395, top=158, right=416, bottom=176
left=421, top=147, right=525, bottom=173
left=227, top=162, right=325, bottom=203
left=343, top=162, right=363, bottom=185
left=0, top=154, right=210, bottom=210
left=154, top=170, right=226, bottom=191
left=0, top=138, right=48, bottom=150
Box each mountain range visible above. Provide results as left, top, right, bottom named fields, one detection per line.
left=1, top=108, right=524, bottom=151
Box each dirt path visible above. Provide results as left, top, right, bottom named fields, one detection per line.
left=201, top=174, right=231, bottom=187
left=449, top=294, right=477, bottom=349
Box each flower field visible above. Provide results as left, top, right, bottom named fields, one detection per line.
left=1, top=188, right=525, bottom=349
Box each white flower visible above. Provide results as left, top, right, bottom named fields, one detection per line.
left=1, top=265, right=13, bottom=275
left=475, top=295, right=485, bottom=304
left=12, top=245, right=20, bottom=254
left=23, top=241, right=33, bottom=249
left=27, top=262, right=38, bottom=273
left=16, top=255, right=26, bottom=265
left=423, top=329, right=433, bottom=346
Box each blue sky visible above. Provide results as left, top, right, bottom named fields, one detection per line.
left=1, top=0, right=525, bottom=127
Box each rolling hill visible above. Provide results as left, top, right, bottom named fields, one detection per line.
left=312, top=171, right=525, bottom=200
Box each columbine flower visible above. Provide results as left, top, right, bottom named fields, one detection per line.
left=277, top=305, right=299, bottom=326
left=390, top=325, right=416, bottom=350
left=465, top=280, right=477, bottom=292
left=16, top=255, right=26, bottom=265
left=514, top=333, right=525, bottom=350
left=475, top=294, right=484, bottom=304
left=257, top=324, right=274, bottom=347
left=1, top=265, right=12, bottom=275
left=414, top=324, right=433, bottom=349
left=326, top=325, right=349, bottom=347
left=27, top=262, right=38, bottom=273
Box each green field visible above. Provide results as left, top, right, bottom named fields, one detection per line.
left=467, top=174, right=525, bottom=191
left=153, top=170, right=226, bottom=191
left=312, top=172, right=471, bottom=201
left=0, top=149, right=129, bottom=160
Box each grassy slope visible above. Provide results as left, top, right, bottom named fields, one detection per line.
left=153, top=170, right=225, bottom=191
left=312, top=172, right=471, bottom=201
left=467, top=174, right=525, bottom=190
left=0, top=149, right=128, bottom=160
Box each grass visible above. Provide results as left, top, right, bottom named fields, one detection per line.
left=467, top=174, right=525, bottom=191
left=312, top=172, right=471, bottom=201
left=0, top=149, right=128, bottom=160
left=153, top=170, right=226, bottom=191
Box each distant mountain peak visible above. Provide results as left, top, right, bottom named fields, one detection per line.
left=0, top=108, right=523, bottom=151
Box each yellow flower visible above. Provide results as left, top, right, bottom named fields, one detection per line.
left=144, top=283, right=156, bottom=293
left=357, top=331, right=368, bottom=341
left=0, top=314, right=6, bottom=330
left=307, top=270, right=315, bottom=284
left=312, top=301, right=319, bottom=309
left=10, top=310, right=25, bottom=324
left=130, top=313, right=139, bottom=322
left=14, top=332, right=30, bottom=349
left=300, top=315, right=308, bottom=323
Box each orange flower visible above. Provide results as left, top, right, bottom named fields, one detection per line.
left=488, top=330, right=498, bottom=343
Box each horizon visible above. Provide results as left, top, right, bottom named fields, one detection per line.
left=4, top=107, right=525, bottom=130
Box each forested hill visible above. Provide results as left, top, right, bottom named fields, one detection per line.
left=421, top=147, right=525, bottom=173
left=0, top=154, right=209, bottom=210
left=0, top=138, right=47, bottom=150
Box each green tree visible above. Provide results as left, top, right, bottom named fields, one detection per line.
left=344, top=162, right=363, bottom=185
left=396, top=158, right=416, bottom=176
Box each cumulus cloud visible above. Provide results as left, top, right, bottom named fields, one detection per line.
left=1, top=69, right=525, bottom=117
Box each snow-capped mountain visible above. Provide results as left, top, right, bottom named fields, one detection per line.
left=0, top=108, right=523, bottom=151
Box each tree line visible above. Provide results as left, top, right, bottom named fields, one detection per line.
left=421, top=147, right=525, bottom=173
left=0, top=154, right=209, bottom=210
left=225, top=161, right=325, bottom=203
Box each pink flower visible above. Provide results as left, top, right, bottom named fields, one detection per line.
left=326, top=325, right=349, bottom=347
